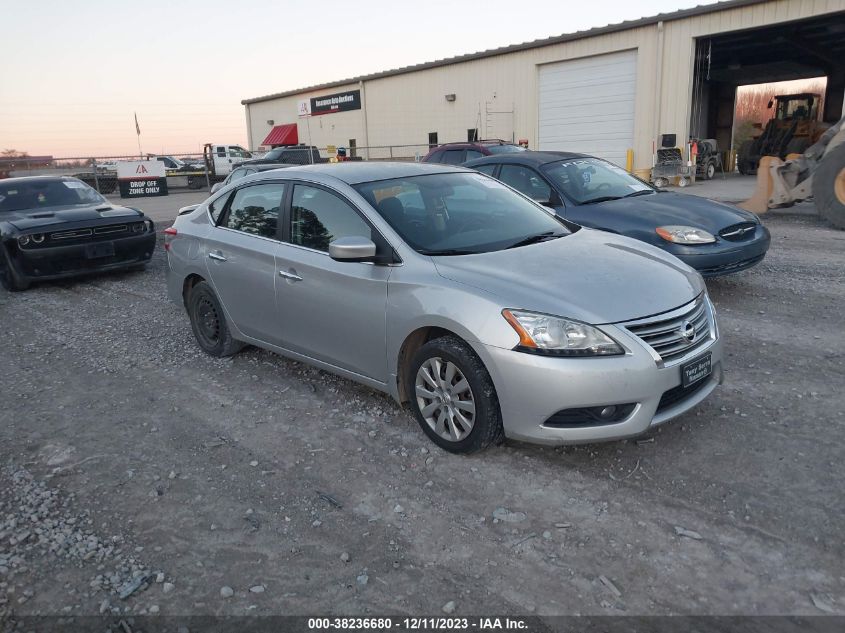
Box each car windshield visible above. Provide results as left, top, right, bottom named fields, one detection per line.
left=264, top=148, right=284, bottom=160
left=542, top=158, right=654, bottom=205
left=354, top=172, right=570, bottom=256
left=486, top=144, right=527, bottom=154
left=0, top=179, right=106, bottom=213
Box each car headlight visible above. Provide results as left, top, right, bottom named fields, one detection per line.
left=502, top=309, right=624, bottom=356
left=656, top=225, right=716, bottom=244
left=18, top=235, right=30, bottom=246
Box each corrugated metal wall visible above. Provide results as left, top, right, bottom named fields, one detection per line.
left=245, top=0, right=844, bottom=169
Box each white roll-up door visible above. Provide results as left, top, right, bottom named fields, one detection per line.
left=538, top=50, right=637, bottom=167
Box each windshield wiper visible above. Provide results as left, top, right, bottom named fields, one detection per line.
left=419, top=248, right=478, bottom=256
left=581, top=196, right=623, bottom=205
left=505, top=231, right=564, bottom=249
left=621, top=190, right=654, bottom=198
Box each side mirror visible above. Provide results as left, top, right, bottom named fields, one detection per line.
left=329, top=236, right=377, bottom=262
left=210, top=182, right=222, bottom=194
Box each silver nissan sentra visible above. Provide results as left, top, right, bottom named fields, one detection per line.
left=166, top=162, right=723, bottom=453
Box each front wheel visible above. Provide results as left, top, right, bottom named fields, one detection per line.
left=407, top=335, right=504, bottom=453
left=0, top=255, right=29, bottom=292
left=187, top=281, right=244, bottom=357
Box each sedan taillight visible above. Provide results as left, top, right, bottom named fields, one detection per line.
left=164, top=227, right=177, bottom=251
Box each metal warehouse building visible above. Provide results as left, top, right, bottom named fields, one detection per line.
left=242, top=0, right=845, bottom=171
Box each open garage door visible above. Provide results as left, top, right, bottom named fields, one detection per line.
left=538, top=50, right=637, bottom=167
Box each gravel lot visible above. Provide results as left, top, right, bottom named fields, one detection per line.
left=0, top=201, right=843, bottom=619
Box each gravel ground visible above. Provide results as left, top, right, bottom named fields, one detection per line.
left=0, top=207, right=843, bottom=619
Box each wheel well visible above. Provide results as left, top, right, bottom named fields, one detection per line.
left=396, top=326, right=459, bottom=403
left=182, top=273, right=205, bottom=306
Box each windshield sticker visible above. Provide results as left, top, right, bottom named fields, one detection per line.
left=37, top=193, right=47, bottom=204
left=581, top=172, right=591, bottom=184
left=63, top=181, right=87, bottom=189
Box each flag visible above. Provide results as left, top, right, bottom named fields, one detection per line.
left=134, top=112, right=141, bottom=136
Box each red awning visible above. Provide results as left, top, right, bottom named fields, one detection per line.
left=261, top=124, right=299, bottom=147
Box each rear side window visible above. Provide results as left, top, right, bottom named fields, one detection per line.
left=289, top=184, right=371, bottom=252
left=473, top=164, right=497, bottom=176
left=465, top=150, right=483, bottom=161
left=223, top=183, right=285, bottom=239
left=441, top=150, right=464, bottom=165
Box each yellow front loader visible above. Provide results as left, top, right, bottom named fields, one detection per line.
left=740, top=114, right=845, bottom=230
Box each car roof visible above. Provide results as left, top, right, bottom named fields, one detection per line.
left=463, top=150, right=588, bottom=168
left=268, top=161, right=471, bottom=185
left=246, top=163, right=291, bottom=172
left=0, top=175, right=81, bottom=186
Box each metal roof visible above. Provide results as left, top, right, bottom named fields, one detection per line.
left=261, top=124, right=299, bottom=146
left=242, top=0, right=768, bottom=105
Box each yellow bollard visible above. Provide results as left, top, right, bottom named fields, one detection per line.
left=625, top=149, right=634, bottom=172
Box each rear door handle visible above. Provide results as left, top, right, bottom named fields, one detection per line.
left=208, top=252, right=227, bottom=262
left=278, top=270, right=303, bottom=281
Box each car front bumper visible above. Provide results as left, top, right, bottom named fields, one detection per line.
left=476, top=320, right=724, bottom=445
left=9, top=231, right=156, bottom=282
left=669, top=227, right=771, bottom=278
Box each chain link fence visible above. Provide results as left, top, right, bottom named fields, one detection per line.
left=0, top=141, right=469, bottom=195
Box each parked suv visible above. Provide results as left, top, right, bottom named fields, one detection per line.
left=244, top=145, right=322, bottom=166
left=422, top=140, right=526, bottom=164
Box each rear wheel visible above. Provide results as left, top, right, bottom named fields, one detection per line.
left=407, top=335, right=503, bottom=453
left=705, top=161, right=716, bottom=180
left=187, top=281, right=244, bottom=356
left=815, top=143, right=845, bottom=230
left=737, top=141, right=757, bottom=175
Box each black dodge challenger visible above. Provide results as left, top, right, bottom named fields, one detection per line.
left=0, top=176, right=156, bottom=291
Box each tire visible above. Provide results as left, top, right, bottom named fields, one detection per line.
left=737, top=141, right=757, bottom=175
left=407, top=335, right=504, bottom=453
left=814, top=143, right=845, bottom=230
left=705, top=161, right=716, bottom=180
left=186, top=281, right=244, bottom=357
left=0, top=253, right=30, bottom=292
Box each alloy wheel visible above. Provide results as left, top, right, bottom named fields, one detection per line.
left=415, top=357, right=476, bottom=442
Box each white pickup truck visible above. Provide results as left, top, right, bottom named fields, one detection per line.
left=202, top=144, right=253, bottom=178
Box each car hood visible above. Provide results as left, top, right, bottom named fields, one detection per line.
left=573, top=192, right=758, bottom=232
left=3, top=204, right=142, bottom=231
left=432, top=228, right=704, bottom=324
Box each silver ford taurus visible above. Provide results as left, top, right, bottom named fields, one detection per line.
left=166, top=162, right=723, bottom=453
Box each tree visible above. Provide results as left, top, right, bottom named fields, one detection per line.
left=2, top=149, right=29, bottom=158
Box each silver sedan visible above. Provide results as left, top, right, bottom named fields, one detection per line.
left=166, top=162, right=723, bottom=453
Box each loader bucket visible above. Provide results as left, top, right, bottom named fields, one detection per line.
left=738, top=156, right=782, bottom=215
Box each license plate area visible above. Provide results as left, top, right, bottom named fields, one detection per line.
left=681, top=352, right=712, bottom=387
left=86, top=243, right=115, bottom=259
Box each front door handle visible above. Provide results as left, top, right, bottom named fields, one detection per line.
left=278, top=270, right=303, bottom=281
left=208, top=252, right=227, bottom=262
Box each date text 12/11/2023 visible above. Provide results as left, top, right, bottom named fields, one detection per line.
left=307, top=617, right=533, bottom=630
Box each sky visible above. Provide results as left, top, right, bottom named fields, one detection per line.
left=1, top=0, right=722, bottom=158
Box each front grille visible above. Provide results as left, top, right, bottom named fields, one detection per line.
left=625, top=297, right=712, bottom=363
left=719, top=222, right=757, bottom=241
left=656, top=374, right=712, bottom=413
left=699, top=253, right=765, bottom=277
left=51, top=228, right=93, bottom=240
left=93, top=224, right=128, bottom=235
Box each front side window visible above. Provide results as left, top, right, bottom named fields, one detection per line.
left=542, top=158, right=653, bottom=205
left=290, top=185, right=371, bottom=252
left=223, top=183, right=284, bottom=238
left=355, top=173, right=569, bottom=256
left=0, top=179, right=105, bottom=213
left=498, top=165, right=552, bottom=203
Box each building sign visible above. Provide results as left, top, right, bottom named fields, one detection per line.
left=116, top=160, right=168, bottom=198
left=309, top=90, right=361, bottom=116
left=297, top=99, right=311, bottom=117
